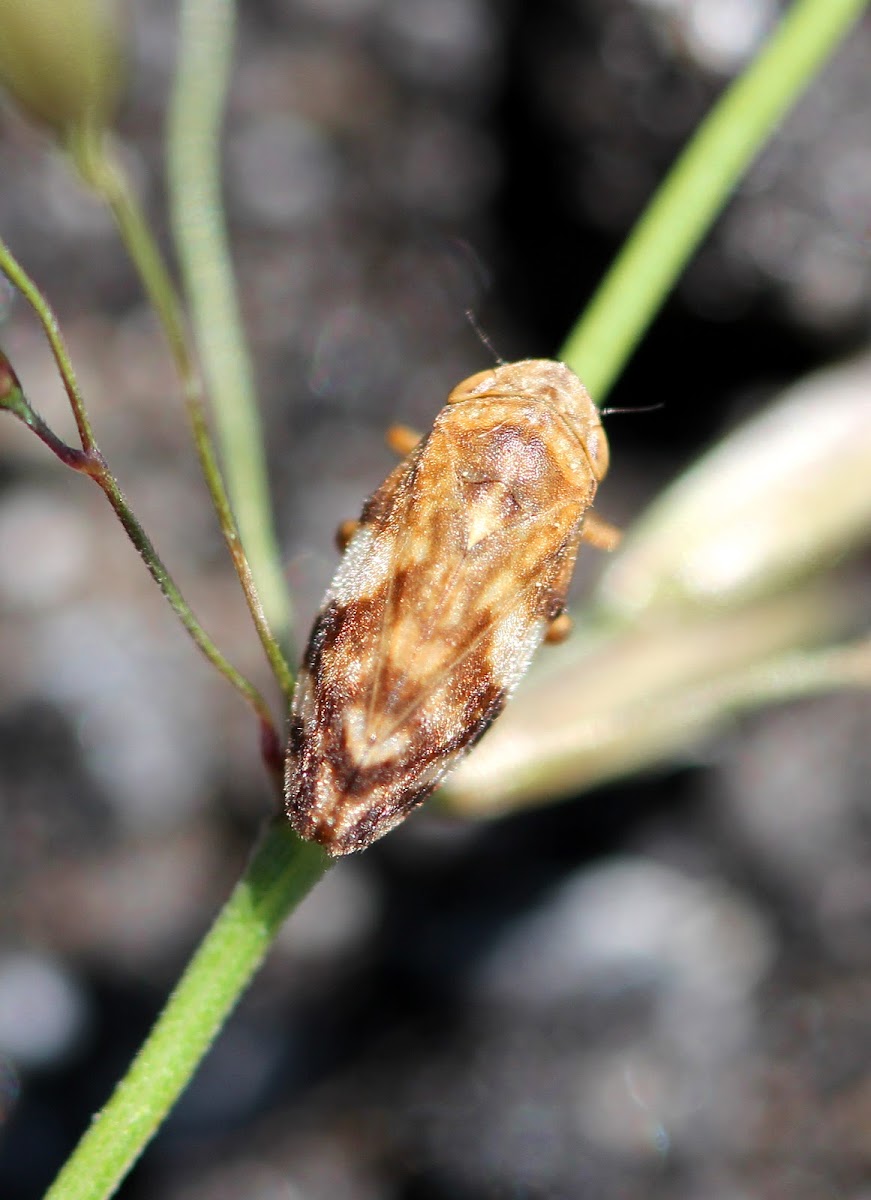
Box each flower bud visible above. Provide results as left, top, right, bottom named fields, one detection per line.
left=0, top=0, right=120, bottom=139
left=598, top=353, right=871, bottom=617
left=446, top=579, right=853, bottom=815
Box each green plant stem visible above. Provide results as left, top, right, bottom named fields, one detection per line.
left=0, top=237, right=279, bottom=757
left=43, top=822, right=330, bottom=1200
left=70, top=130, right=295, bottom=701
left=0, top=232, right=97, bottom=452
left=559, top=0, right=870, bottom=401
left=167, top=0, right=294, bottom=668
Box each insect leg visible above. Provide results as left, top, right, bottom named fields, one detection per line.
left=545, top=612, right=573, bottom=643
left=580, top=511, right=621, bottom=551
left=543, top=509, right=619, bottom=645
left=385, top=424, right=423, bottom=457
left=335, top=518, right=360, bottom=552
left=541, top=544, right=578, bottom=645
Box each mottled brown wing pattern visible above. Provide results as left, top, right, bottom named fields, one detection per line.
left=285, top=359, right=611, bottom=855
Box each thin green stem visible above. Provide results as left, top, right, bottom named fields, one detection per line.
left=71, top=133, right=295, bottom=701
left=0, top=237, right=278, bottom=756
left=167, top=0, right=294, bottom=665
left=96, top=463, right=282, bottom=776
left=43, top=822, right=330, bottom=1200
left=559, top=0, right=870, bottom=401
left=0, top=231, right=97, bottom=451
left=0, top=345, right=88, bottom=467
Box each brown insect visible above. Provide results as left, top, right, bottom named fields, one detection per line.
left=285, top=359, right=618, bottom=855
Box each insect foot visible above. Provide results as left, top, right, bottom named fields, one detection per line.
left=285, top=359, right=613, bottom=854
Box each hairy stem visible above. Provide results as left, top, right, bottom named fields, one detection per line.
left=43, top=823, right=329, bottom=1200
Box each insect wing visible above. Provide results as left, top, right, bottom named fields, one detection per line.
left=287, top=404, right=585, bottom=854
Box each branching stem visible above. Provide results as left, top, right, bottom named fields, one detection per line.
left=70, top=130, right=295, bottom=701
left=0, top=245, right=281, bottom=778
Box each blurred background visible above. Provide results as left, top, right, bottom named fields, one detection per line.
left=1, top=1, right=870, bottom=1197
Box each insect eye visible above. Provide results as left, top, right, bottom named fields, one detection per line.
left=584, top=423, right=610, bottom=480
left=447, top=369, right=496, bottom=404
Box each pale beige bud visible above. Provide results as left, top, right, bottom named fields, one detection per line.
left=447, top=580, right=855, bottom=815
left=0, top=0, right=120, bottom=138
left=597, top=353, right=871, bottom=617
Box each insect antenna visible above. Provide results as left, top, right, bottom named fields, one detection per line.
left=599, top=401, right=664, bottom=417
left=464, top=308, right=505, bottom=365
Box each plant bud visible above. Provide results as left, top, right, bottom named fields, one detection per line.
left=596, top=354, right=871, bottom=617
left=0, top=0, right=120, bottom=139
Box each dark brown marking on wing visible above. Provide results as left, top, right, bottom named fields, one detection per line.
left=287, top=714, right=305, bottom=760
left=291, top=616, right=507, bottom=808
left=309, top=674, right=509, bottom=854
left=301, top=599, right=341, bottom=678
left=544, top=593, right=566, bottom=623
